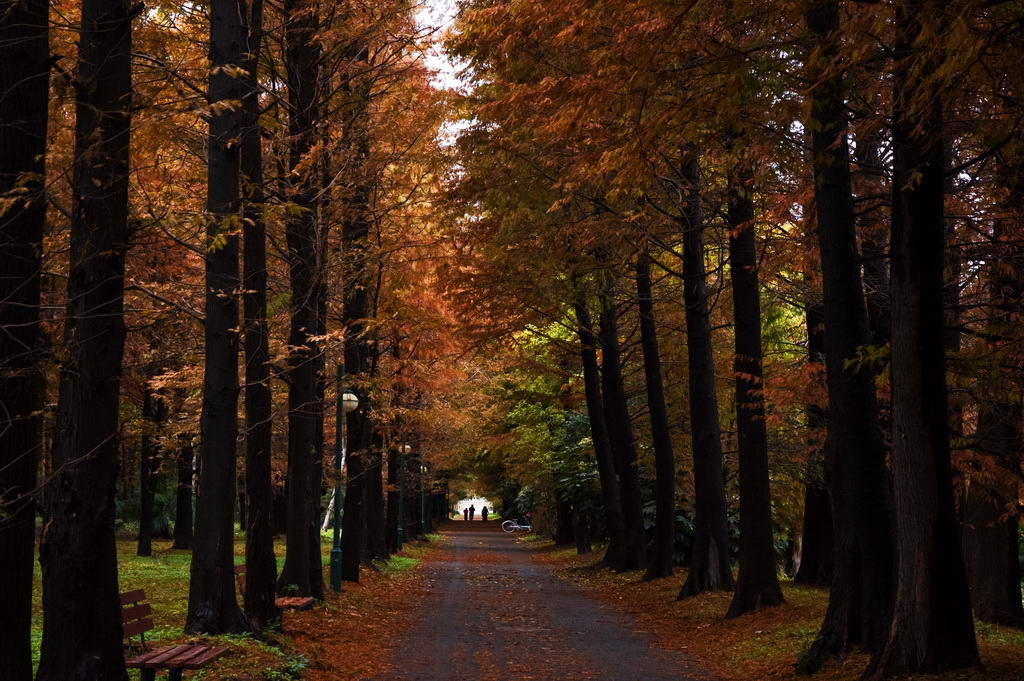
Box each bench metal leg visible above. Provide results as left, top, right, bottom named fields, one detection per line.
left=167, top=670, right=183, bottom=681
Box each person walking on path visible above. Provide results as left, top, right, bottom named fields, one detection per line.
left=463, top=508, right=469, bottom=521
left=469, top=505, right=476, bottom=521
left=481, top=506, right=488, bottom=522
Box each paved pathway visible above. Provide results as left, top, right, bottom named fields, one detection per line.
left=371, top=523, right=716, bottom=681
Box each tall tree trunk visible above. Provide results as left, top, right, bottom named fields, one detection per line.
left=307, top=443, right=325, bottom=594
left=636, top=250, right=676, bottom=579
left=798, top=3, right=894, bottom=671
left=340, top=166, right=373, bottom=583
left=961, top=155, right=1024, bottom=627
left=794, top=298, right=833, bottom=586
left=278, top=0, right=323, bottom=598
left=365, top=430, right=389, bottom=560
left=851, top=128, right=891, bottom=355
left=725, top=171, right=784, bottom=618
left=238, top=480, right=247, bottom=529
left=598, top=292, right=647, bottom=572
left=240, top=0, right=279, bottom=628
left=865, top=2, right=980, bottom=675
left=185, top=0, right=249, bottom=635
left=137, top=393, right=163, bottom=557
left=36, top=0, right=133, bottom=673
left=573, top=506, right=592, bottom=555
left=573, top=296, right=627, bottom=568
left=962, top=442, right=1023, bottom=626
left=387, top=443, right=402, bottom=552
left=794, top=480, right=833, bottom=585
left=0, top=0, right=48, bottom=672
left=677, top=152, right=733, bottom=597
left=554, top=492, right=575, bottom=545
left=308, top=281, right=327, bottom=595
left=338, top=55, right=374, bottom=576
left=173, top=434, right=194, bottom=549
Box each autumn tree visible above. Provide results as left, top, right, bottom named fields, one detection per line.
left=186, top=0, right=249, bottom=634
left=677, top=152, right=734, bottom=598
left=36, top=0, right=135, bottom=674
left=0, top=0, right=49, bottom=674
left=725, top=159, right=785, bottom=617
left=636, top=248, right=676, bottom=579
left=796, top=2, right=893, bottom=670
left=865, top=1, right=980, bottom=675
left=239, top=0, right=279, bottom=628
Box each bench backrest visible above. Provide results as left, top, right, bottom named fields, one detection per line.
left=121, top=589, right=154, bottom=649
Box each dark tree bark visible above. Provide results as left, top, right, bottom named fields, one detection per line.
left=403, top=451, right=418, bottom=539
left=308, top=279, right=327, bottom=595
left=795, top=481, right=833, bottom=586
left=0, top=0, right=48, bottom=672
left=636, top=250, right=676, bottom=580
left=340, top=167, right=374, bottom=583
left=339, top=53, right=375, bottom=578
left=365, top=430, right=389, bottom=560
left=240, top=0, right=279, bottom=627
left=865, top=2, right=980, bottom=675
left=573, top=296, right=627, bottom=568
left=855, top=135, right=890, bottom=352
left=278, top=0, right=324, bottom=598
left=794, top=299, right=833, bottom=586
left=573, top=506, right=592, bottom=555
left=554, top=493, right=575, bottom=545
left=387, top=443, right=402, bottom=553
left=798, top=3, right=894, bottom=671
left=725, top=172, right=784, bottom=618
left=137, top=393, right=165, bottom=557
left=238, top=482, right=247, bottom=529
left=961, top=158, right=1024, bottom=627
left=962, top=462, right=1023, bottom=626
left=677, top=152, right=733, bottom=598
left=598, top=292, right=647, bottom=572
left=173, top=434, right=194, bottom=549
left=405, top=449, right=423, bottom=538
left=36, top=0, right=133, bottom=674
left=185, top=0, right=249, bottom=635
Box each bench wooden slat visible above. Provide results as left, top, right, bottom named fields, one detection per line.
left=177, top=646, right=229, bottom=669
left=125, top=648, right=170, bottom=667
left=140, top=644, right=195, bottom=668
left=127, top=644, right=186, bottom=668
left=122, top=603, right=153, bottom=623
left=161, top=645, right=209, bottom=668
left=123, top=618, right=154, bottom=638
left=120, top=590, right=231, bottom=674
left=120, top=589, right=147, bottom=605
left=276, top=596, right=315, bottom=610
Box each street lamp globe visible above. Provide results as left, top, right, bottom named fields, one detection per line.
left=341, top=391, right=359, bottom=413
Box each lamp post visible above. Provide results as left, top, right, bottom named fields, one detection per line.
left=396, top=443, right=410, bottom=550
left=330, top=364, right=359, bottom=592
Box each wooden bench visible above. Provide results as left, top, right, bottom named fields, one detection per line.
left=121, top=589, right=228, bottom=681
left=233, top=565, right=316, bottom=611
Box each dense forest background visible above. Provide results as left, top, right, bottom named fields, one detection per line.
left=2, top=0, right=1024, bottom=680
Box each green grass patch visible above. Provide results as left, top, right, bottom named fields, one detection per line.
left=976, top=620, right=1024, bottom=648
left=372, top=555, right=420, bottom=575
left=30, top=537, right=318, bottom=680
